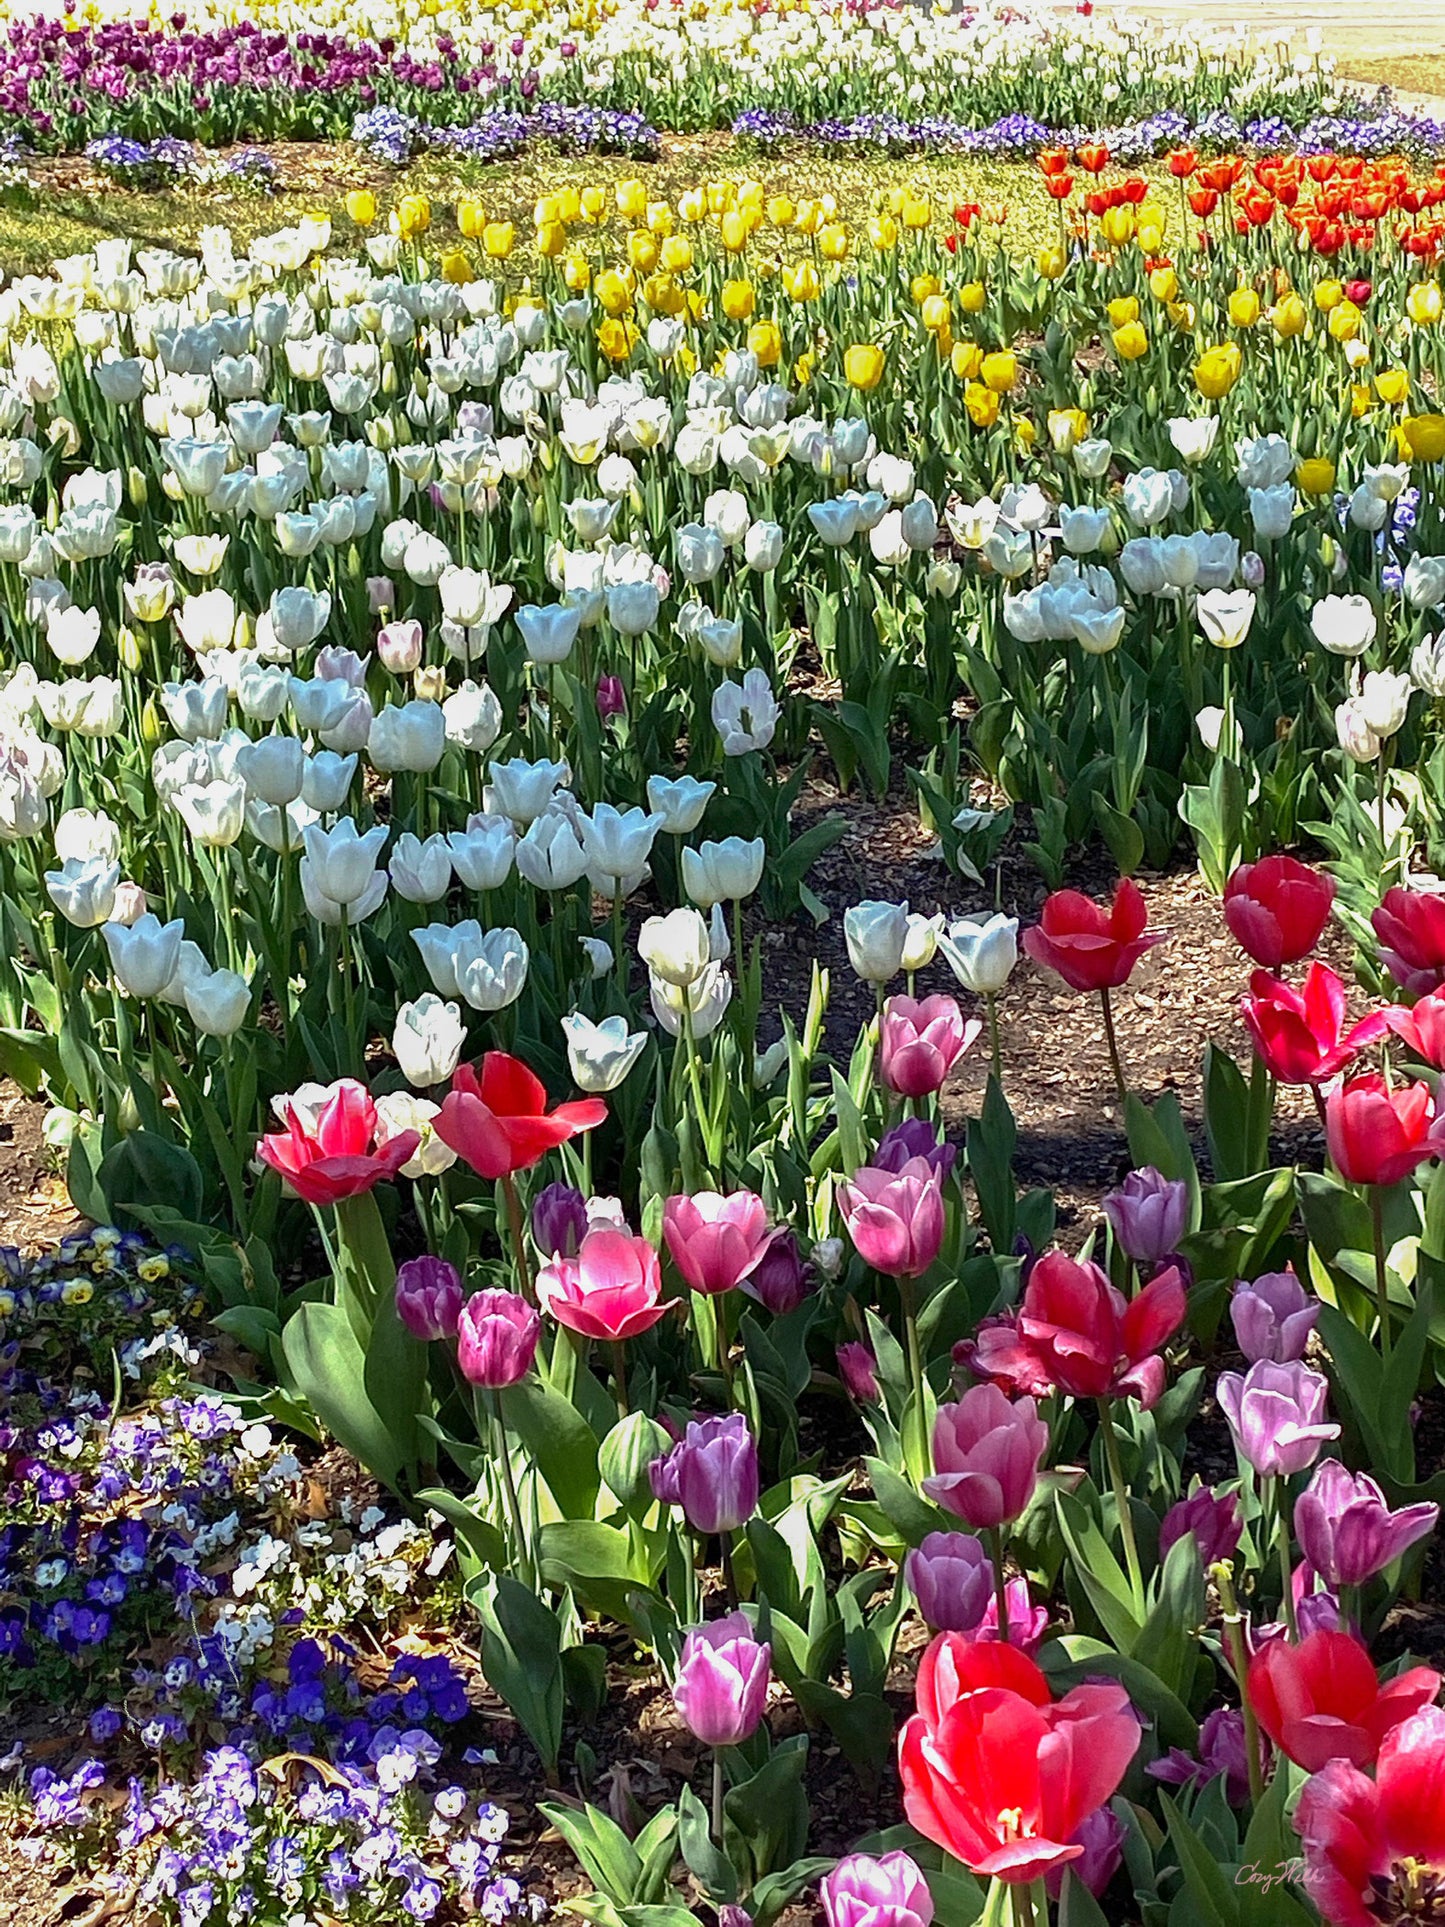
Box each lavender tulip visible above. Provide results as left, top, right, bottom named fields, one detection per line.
left=1231, top=1269, right=1318, bottom=1364
left=874, top=1117, right=956, bottom=1181
left=672, top=1612, right=770, bottom=1746
left=1158, top=1487, right=1243, bottom=1568
left=904, top=1531, right=992, bottom=1633
left=456, top=1288, right=540, bottom=1389
left=1215, top=1360, right=1340, bottom=1478
left=1102, top=1166, right=1189, bottom=1266
left=395, top=1255, right=463, bottom=1341
left=1294, top=1459, right=1438, bottom=1588
left=837, top=1341, right=880, bottom=1404
left=821, top=1853, right=934, bottom=1927
left=1149, top=1707, right=1263, bottom=1807
left=649, top=1414, right=758, bottom=1535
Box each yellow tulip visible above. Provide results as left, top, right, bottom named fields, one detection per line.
left=616, top=178, right=648, bottom=220
left=706, top=180, right=734, bottom=216
left=1328, top=301, right=1361, bottom=342
left=1314, top=279, right=1344, bottom=311
left=1350, top=384, right=1374, bottom=420
left=536, top=221, right=567, bottom=259
left=1015, top=418, right=1037, bottom=452
left=794, top=351, right=815, bottom=387
left=950, top=341, right=984, bottom=381
left=456, top=200, right=485, bottom=238
left=867, top=215, right=898, bottom=250
left=594, top=269, right=633, bottom=316
left=627, top=230, right=660, bottom=273
left=1376, top=368, right=1410, bottom=406
left=1148, top=266, right=1178, bottom=303
left=766, top=195, right=796, bottom=228
left=481, top=222, right=514, bottom=261
left=843, top=343, right=885, bottom=391
left=660, top=235, right=693, bottom=273
left=819, top=223, right=850, bottom=262
left=747, top=320, right=782, bottom=368
left=1112, top=321, right=1149, bottom=361
left=1407, top=282, right=1443, bottom=326
left=395, top=194, right=431, bottom=240
left=785, top=263, right=820, bottom=303
left=580, top=185, right=607, bottom=221
left=721, top=279, right=755, bottom=321
left=719, top=210, right=750, bottom=252
left=563, top=253, right=591, bottom=293
left=440, top=248, right=473, bottom=285
left=900, top=196, right=932, bottom=230
left=557, top=187, right=581, bottom=224
left=1193, top=343, right=1242, bottom=400
left=678, top=188, right=707, bottom=223
left=1271, top=294, right=1307, bottom=339
left=1100, top=206, right=1135, bottom=247
left=1295, top=458, right=1336, bottom=496
left=1106, top=296, right=1139, bottom=327
left=646, top=201, right=674, bottom=236
left=1035, top=245, right=1066, bottom=281
left=643, top=274, right=685, bottom=316
left=910, top=273, right=941, bottom=305
left=795, top=201, right=823, bottom=236
left=535, top=194, right=561, bottom=227
left=1048, top=407, right=1088, bottom=454
left=597, top=317, right=638, bottom=362
left=981, top=350, right=1018, bottom=394
left=1227, top=288, right=1260, bottom=328
left=1136, top=216, right=1165, bottom=253
left=345, top=189, right=377, bottom=226
left=738, top=181, right=765, bottom=211
left=964, top=382, right=1000, bottom=428
left=921, top=294, right=951, bottom=333
left=959, top=281, right=986, bottom=314
left=1400, top=413, right=1445, bottom=461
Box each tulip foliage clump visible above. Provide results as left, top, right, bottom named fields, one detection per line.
left=6, top=139, right=1445, bottom=1927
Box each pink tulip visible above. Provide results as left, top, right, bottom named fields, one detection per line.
left=880, top=994, right=980, bottom=1098
left=838, top=1156, right=945, bottom=1279
left=923, top=1384, right=1050, bottom=1529
left=536, top=1228, right=677, bottom=1342
left=456, top=1288, right=540, bottom=1388
left=662, top=1190, right=772, bottom=1297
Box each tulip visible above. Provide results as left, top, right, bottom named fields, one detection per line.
left=102, top=913, right=184, bottom=1001
left=1296, top=1707, right=1445, bottom=1926
left=938, top=913, right=1019, bottom=996
left=1043, top=1805, right=1127, bottom=1903
left=1240, top=965, right=1390, bottom=1086
left=838, top=1157, right=945, bottom=1280
left=638, top=907, right=712, bottom=988
left=395, top=1255, right=465, bottom=1342
left=1326, top=1073, right=1445, bottom=1188
left=646, top=774, right=715, bottom=835
left=454, top=1287, right=540, bottom=1389
left=904, top=1532, right=992, bottom=1634
left=1023, top=880, right=1163, bottom=1097
left=898, top=1636, right=1140, bottom=1885
left=649, top=1413, right=759, bottom=1535
left=257, top=1079, right=418, bottom=1208
left=844, top=901, right=910, bottom=986
left=536, top=1229, right=676, bottom=1343
left=682, top=837, right=766, bottom=908
left=837, top=1340, right=880, bottom=1403
left=1247, top=1629, right=1440, bottom=1773
left=1372, top=885, right=1445, bottom=995
left=672, top=1613, right=771, bottom=1748
left=1294, top=1460, right=1438, bottom=1589
left=1216, top=1360, right=1340, bottom=1479
left=393, top=995, right=466, bottom=1091
left=1385, top=990, right=1445, bottom=1070
left=662, top=1191, right=772, bottom=1297
left=1223, top=855, right=1335, bottom=967
left=1159, top=1485, right=1244, bottom=1568
left=532, top=1183, right=589, bottom=1261
left=561, top=1012, right=647, bottom=1096
left=879, top=995, right=980, bottom=1098
left=1231, top=1269, right=1318, bottom=1363
left=435, top=1052, right=606, bottom=1182
left=874, top=1119, right=957, bottom=1182
left=820, top=1853, right=933, bottom=1927
left=46, top=855, right=119, bottom=928
left=183, top=967, right=251, bottom=1038
left=1102, top=1167, right=1189, bottom=1266
left=740, top=1227, right=812, bottom=1315
left=1149, top=1708, right=1260, bottom=1808
left=923, top=1385, right=1048, bottom=1531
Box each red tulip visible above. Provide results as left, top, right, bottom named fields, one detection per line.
left=1223, top=855, right=1335, bottom=967
left=899, top=1632, right=1141, bottom=1885
left=1022, top=879, right=1164, bottom=993
left=1372, top=885, right=1445, bottom=996
left=434, top=1051, right=606, bottom=1180
left=1325, top=1074, right=1445, bottom=1187
left=1247, top=1629, right=1440, bottom=1774
left=962, top=1250, right=1185, bottom=1410
left=1385, top=989, right=1445, bottom=1069
left=257, top=1078, right=418, bottom=1207
left=1296, top=1706, right=1445, bottom=1927
left=1239, top=964, right=1390, bottom=1085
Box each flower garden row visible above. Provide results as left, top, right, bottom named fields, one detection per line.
left=3, top=147, right=1445, bottom=1927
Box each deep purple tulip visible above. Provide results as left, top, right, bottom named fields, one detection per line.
left=874, top=1117, right=956, bottom=1181
left=1231, top=1269, right=1318, bottom=1364
left=672, top=1612, right=770, bottom=1746
left=821, top=1852, right=934, bottom=1927
left=596, top=674, right=626, bottom=720
left=1293, top=1459, right=1439, bottom=1588
left=395, top=1255, right=463, bottom=1341
left=456, top=1288, right=540, bottom=1388
left=1149, top=1707, right=1262, bottom=1807
left=532, top=1181, right=589, bottom=1260
left=1215, top=1359, right=1340, bottom=1479
left=740, top=1227, right=813, bottom=1316
left=903, top=1531, right=992, bottom=1634
left=837, top=1341, right=880, bottom=1404
left=1045, top=1803, right=1126, bottom=1900
left=1158, top=1487, right=1244, bottom=1568
left=1102, top=1166, right=1189, bottom=1266
left=649, top=1414, right=758, bottom=1535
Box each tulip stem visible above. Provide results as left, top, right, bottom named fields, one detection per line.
left=1096, top=1399, right=1145, bottom=1608
left=500, top=1173, right=536, bottom=1306
left=486, top=1390, right=534, bottom=1593
left=1011, top=1882, right=1036, bottom=1927
left=711, top=1749, right=726, bottom=1847
left=986, top=1526, right=1011, bottom=1645
left=1215, top=1564, right=1265, bottom=1807
left=720, top=1530, right=739, bottom=1611
left=986, top=994, right=1003, bottom=1087
left=1370, top=1187, right=1393, bottom=1357
left=1275, top=1476, right=1299, bottom=1642
left=610, top=1340, right=630, bottom=1417
left=1097, top=986, right=1128, bottom=1107
left=900, top=1275, right=924, bottom=1421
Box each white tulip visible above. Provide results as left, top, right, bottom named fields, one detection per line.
left=938, top=914, right=1019, bottom=995
left=393, top=993, right=466, bottom=1088
left=561, top=1011, right=648, bottom=1094
left=844, top=900, right=909, bottom=984
left=103, top=912, right=185, bottom=999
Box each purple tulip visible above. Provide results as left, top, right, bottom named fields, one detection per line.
left=975, top=1577, right=1049, bottom=1653
left=837, top=1340, right=880, bottom=1404
left=596, top=674, right=626, bottom=720
left=1045, top=1803, right=1126, bottom=1900
left=874, top=1118, right=956, bottom=1181
left=740, top=1227, right=813, bottom=1316
left=1102, top=1167, right=1189, bottom=1266
left=455, top=1288, right=540, bottom=1388
left=1215, top=1359, right=1340, bottom=1479
left=649, top=1414, right=758, bottom=1535
left=395, top=1255, right=463, bottom=1341
left=903, top=1531, right=992, bottom=1633
left=1149, top=1707, right=1262, bottom=1807
left=1293, top=1459, right=1438, bottom=1588
left=532, top=1181, right=589, bottom=1260
left=1158, top=1487, right=1243, bottom=1568
left=672, top=1612, right=770, bottom=1746
left=1230, top=1269, right=1318, bottom=1364
left=821, top=1852, right=934, bottom=1927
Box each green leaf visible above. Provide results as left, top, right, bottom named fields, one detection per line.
left=1058, top=1869, right=1111, bottom=1927
left=966, top=1075, right=1017, bottom=1253
left=866, top=1459, right=949, bottom=1547
left=1159, top=1793, right=1240, bottom=1927
left=792, top=1680, right=893, bottom=1783
left=538, top=1800, right=643, bottom=1903
left=725, top=1738, right=810, bottom=1878
left=750, top=1858, right=836, bottom=1927
left=1132, top=1533, right=1208, bottom=1702
left=500, top=1373, right=601, bottom=1519
left=1056, top=1491, right=1143, bottom=1647
left=677, top=1783, right=737, bottom=1904
left=472, top=1572, right=564, bottom=1774
left=97, top=1128, right=205, bottom=1228
left=281, top=1302, right=407, bottom=1490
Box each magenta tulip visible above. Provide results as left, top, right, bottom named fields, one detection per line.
left=838, top=1156, right=945, bottom=1279
left=879, top=994, right=979, bottom=1098
left=455, top=1288, right=540, bottom=1388
left=649, top=1414, right=759, bottom=1535
left=821, top=1853, right=934, bottom=1927
left=662, top=1190, right=772, bottom=1297
left=1294, top=1460, right=1438, bottom=1589
left=672, top=1613, right=770, bottom=1746
left=923, top=1384, right=1049, bottom=1530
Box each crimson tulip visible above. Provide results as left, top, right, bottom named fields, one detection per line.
left=1240, top=964, right=1389, bottom=1085
left=434, top=1051, right=606, bottom=1180
left=1325, top=1073, right=1445, bottom=1187
left=1223, top=855, right=1335, bottom=967
left=1296, top=1706, right=1445, bottom=1927
left=962, top=1249, right=1186, bottom=1410
left=1372, top=885, right=1445, bottom=996
left=1385, top=988, right=1445, bottom=1069
left=1247, top=1628, right=1440, bottom=1773
left=257, top=1078, right=418, bottom=1207
left=898, top=1633, right=1141, bottom=1885
left=1022, top=878, right=1163, bottom=993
